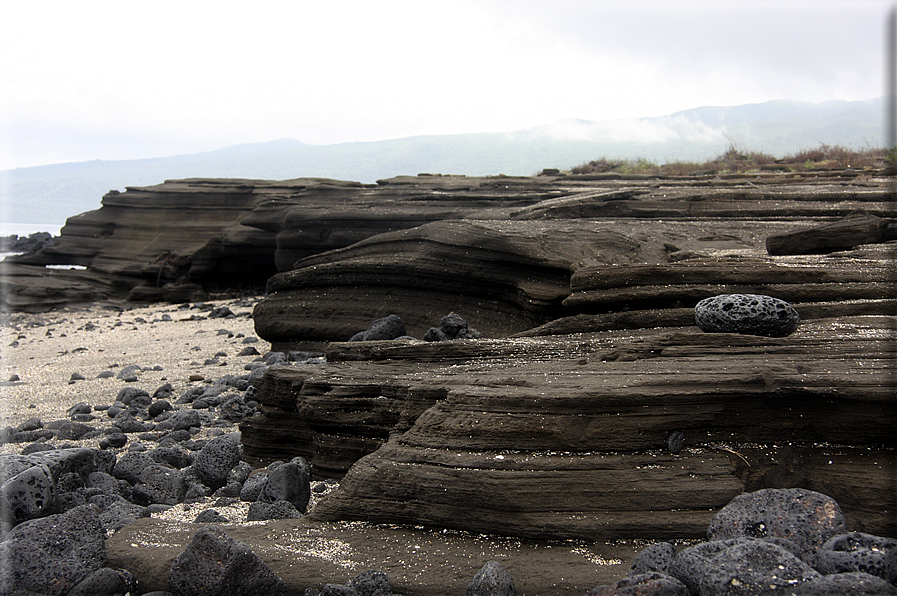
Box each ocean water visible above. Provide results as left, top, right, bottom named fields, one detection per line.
left=0, top=222, right=68, bottom=263
left=0, top=222, right=63, bottom=237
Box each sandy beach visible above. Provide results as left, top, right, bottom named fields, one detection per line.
left=0, top=297, right=648, bottom=595
left=0, top=298, right=262, bottom=438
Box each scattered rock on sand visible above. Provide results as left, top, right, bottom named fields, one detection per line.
left=467, top=560, right=517, bottom=596
left=0, top=504, right=107, bottom=595
left=168, top=525, right=288, bottom=596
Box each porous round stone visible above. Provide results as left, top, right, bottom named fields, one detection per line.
left=193, top=433, right=242, bottom=490
left=695, top=293, right=799, bottom=337
left=815, top=532, right=897, bottom=583
left=707, top=488, right=845, bottom=561
left=0, top=463, right=56, bottom=523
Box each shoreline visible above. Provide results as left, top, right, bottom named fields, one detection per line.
left=0, top=298, right=648, bottom=594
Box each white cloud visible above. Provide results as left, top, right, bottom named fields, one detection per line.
left=1, top=0, right=892, bottom=169
left=518, top=115, right=727, bottom=145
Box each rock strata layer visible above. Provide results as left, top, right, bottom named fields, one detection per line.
left=6, top=170, right=894, bottom=320
left=252, top=172, right=895, bottom=349
left=241, top=315, right=897, bottom=539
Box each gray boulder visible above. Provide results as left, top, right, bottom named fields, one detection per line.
left=815, top=532, right=897, bottom=583
left=707, top=488, right=846, bottom=562
left=348, top=570, right=393, bottom=596
left=115, top=364, right=142, bottom=380
left=239, top=471, right=268, bottom=502
left=56, top=420, right=97, bottom=440
left=0, top=504, right=107, bottom=595
left=149, top=445, right=194, bottom=469
left=86, top=471, right=126, bottom=497
left=67, top=567, right=138, bottom=596
left=587, top=572, right=687, bottom=596
left=193, top=433, right=242, bottom=490
left=112, top=451, right=156, bottom=484
left=424, top=312, right=483, bottom=342
left=246, top=500, right=302, bottom=521
left=0, top=462, right=55, bottom=524
left=9, top=447, right=96, bottom=479
left=321, top=585, right=358, bottom=596
left=790, top=572, right=897, bottom=595
left=695, top=293, right=799, bottom=337
left=112, top=410, right=149, bottom=433
left=168, top=408, right=202, bottom=431
left=258, top=457, right=310, bottom=513
left=670, top=537, right=821, bottom=595
left=629, top=541, right=677, bottom=576
left=168, top=525, right=287, bottom=596
left=467, top=560, right=516, bottom=596
left=92, top=495, right=145, bottom=533
left=117, top=386, right=151, bottom=407
left=132, top=464, right=187, bottom=505
left=194, top=509, right=230, bottom=524
left=358, top=314, right=406, bottom=341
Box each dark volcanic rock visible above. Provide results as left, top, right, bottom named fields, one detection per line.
left=0, top=462, right=56, bottom=524
left=588, top=572, right=687, bottom=596
left=66, top=567, right=138, bottom=596
left=355, top=314, right=407, bottom=341
left=695, top=293, right=800, bottom=337
left=0, top=504, right=107, bottom=595
left=132, top=464, right=187, bottom=506
left=348, top=569, right=394, bottom=596
left=707, top=488, right=846, bottom=561
left=815, top=532, right=897, bottom=583
left=669, top=537, right=821, bottom=595
left=424, top=312, right=483, bottom=341
left=193, top=432, right=242, bottom=490
left=246, top=500, right=302, bottom=521
left=629, top=542, right=677, bottom=576
left=168, top=525, right=288, bottom=596
left=790, top=572, right=897, bottom=595
left=257, top=457, right=311, bottom=513
left=467, top=560, right=516, bottom=596
left=112, top=451, right=156, bottom=484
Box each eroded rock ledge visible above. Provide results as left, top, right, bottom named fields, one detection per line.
left=241, top=315, right=897, bottom=540
left=236, top=169, right=896, bottom=540
left=5, top=169, right=894, bottom=314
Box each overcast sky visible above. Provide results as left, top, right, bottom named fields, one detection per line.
left=1, top=0, right=893, bottom=170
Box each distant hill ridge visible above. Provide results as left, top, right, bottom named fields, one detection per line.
left=1, top=97, right=884, bottom=226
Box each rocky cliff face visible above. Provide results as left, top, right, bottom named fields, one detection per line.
left=240, top=315, right=896, bottom=539
left=6, top=169, right=893, bottom=314
left=253, top=171, right=895, bottom=347
left=4, top=166, right=895, bottom=541
left=2, top=175, right=560, bottom=311
left=240, top=168, right=895, bottom=540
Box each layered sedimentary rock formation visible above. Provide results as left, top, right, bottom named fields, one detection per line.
left=240, top=315, right=897, bottom=539
left=3, top=178, right=377, bottom=310
left=240, top=168, right=895, bottom=540
left=8, top=169, right=894, bottom=315
left=4, top=166, right=895, bottom=541
left=253, top=171, right=896, bottom=348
